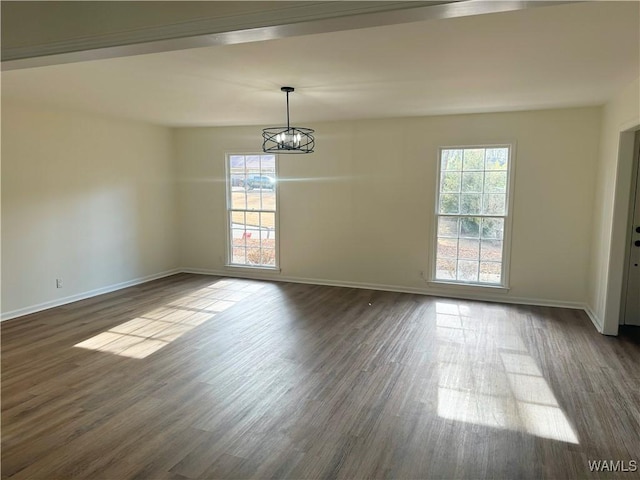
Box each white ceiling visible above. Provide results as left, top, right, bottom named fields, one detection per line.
left=2, top=1, right=638, bottom=127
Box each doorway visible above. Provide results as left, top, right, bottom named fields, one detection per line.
left=622, top=130, right=640, bottom=326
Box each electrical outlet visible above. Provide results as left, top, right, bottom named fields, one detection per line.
left=56, top=278, right=63, bottom=288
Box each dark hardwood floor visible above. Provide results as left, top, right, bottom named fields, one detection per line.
left=2, top=273, right=639, bottom=479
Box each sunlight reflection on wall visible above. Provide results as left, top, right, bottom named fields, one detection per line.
left=434, top=301, right=579, bottom=444
left=74, top=279, right=265, bottom=359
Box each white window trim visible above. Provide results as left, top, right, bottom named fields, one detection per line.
left=224, top=152, right=281, bottom=271
left=430, top=143, right=516, bottom=290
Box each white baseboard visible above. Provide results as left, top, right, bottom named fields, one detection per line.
left=0, top=268, right=181, bottom=322
left=2, top=266, right=598, bottom=331
left=584, top=304, right=604, bottom=333
left=182, top=267, right=588, bottom=312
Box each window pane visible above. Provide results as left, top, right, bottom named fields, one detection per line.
left=259, top=211, right=276, bottom=231
left=229, top=153, right=246, bottom=189
left=261, top=188, right=276, bottom=211
left=481, top=240, right=503, bottom=261
left=479, top=262, right=502, bottom=283
left=485, top=148, right=508, bottom=170
left=246, top=247, right=261, bottom=265
left=438, top=238, right=458, bottom=259
left=229, top=155, right=245, bottom=169
left=232, top=225, right=248, bottom=247
left=231, top=211, right=246, bottom=232
left=462, top=172, right=483, bottom=193
left=260, top=212, right=276, bottom=250
left=245, top=211, right=260, bottom=230
left=261, top=249, right=276, bottom=266
left=483, top=194, right=506, bottom=215
left=481, top=218, right=504, bottom=239
left=232, top=249, right=246, bottom=265
left=231, top=190, right=247, bottom=209
left=245, top=189, right=259, bottom=210
left=459, top=238, right=479, bottom=260
left=231, top=210, right=245, bottom=227
left=436, top=258, right=456, bottom=280
left=463, top=149, right=484, bottom=170
left=457, top=260, right=479, bottom=282
left=460, top=217, right=480, bottom=238
left=485, top=171, right=507, bottom=193
left=460, top=194, right=481, bottom=215
left=441, top=172, right=461, bottom=193
left=232, top=212, right=260, bottom=245
left=442, top=149, right=462, bottom=171
left=231, top=210, right=248, bottom=264
left=261, top=155, right=276, bottom=174
left=439, top=194, right=460, bottom=214
left=231, top=174, right=246, bottom=189
left=438, top=216, right=459, bottom=237
left=246, top=155, right=260, bottom=170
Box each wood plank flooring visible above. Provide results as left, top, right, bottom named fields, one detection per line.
left=2, top=273, right=639, bottom=479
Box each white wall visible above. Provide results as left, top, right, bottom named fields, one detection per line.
left=587, top=77, right=640, bottom=334
left=1, top=102, right=178, bottom=318
left=175, top=107, right=601, bottom=306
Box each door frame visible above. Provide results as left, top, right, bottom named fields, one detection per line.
left=620, top=130, right=640, bottom=325
left=603, top=122, right=640, bottom=335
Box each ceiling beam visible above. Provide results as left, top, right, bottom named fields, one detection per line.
left=2, top=1, right=573, bottom=71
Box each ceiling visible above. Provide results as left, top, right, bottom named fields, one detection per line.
left=2, top=1, right=638, bottom=127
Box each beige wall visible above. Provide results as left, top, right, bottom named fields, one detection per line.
left=587, top=77, right=640, bottom=334
left=175, top=107, right=601, bottom=306
left=1, top=102, right=178, bottom=317
left=0, top=104, right=607, bottom=319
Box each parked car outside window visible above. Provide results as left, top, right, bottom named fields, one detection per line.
left=246, top=175, right=276, bottom=190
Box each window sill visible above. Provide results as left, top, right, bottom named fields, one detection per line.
left=225, top=264, right=281, bottom=273
left=428, top=280, right=510, bottom=293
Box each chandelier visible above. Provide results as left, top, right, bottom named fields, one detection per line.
left=262, top=87, right=314, bottom=154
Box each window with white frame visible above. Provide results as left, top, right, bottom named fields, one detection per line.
left=433, top=146, right=512, bottom=286
left=227, top=154, right=278, bottom=268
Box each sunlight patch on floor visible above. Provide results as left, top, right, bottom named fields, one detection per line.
left=434, top=300, right=579, bottom=445
left=74, top=278, right=265, bottom=359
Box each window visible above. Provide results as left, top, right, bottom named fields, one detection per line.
left=433, top=146, right=512, bottom=286
left=226, top=154, right=278, bottom=268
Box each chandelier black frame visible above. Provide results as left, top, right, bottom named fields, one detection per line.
left=262, top=87, right=315, bottom=154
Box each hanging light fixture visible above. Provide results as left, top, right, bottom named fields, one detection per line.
left=262, top=87, right=315, bottom=154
